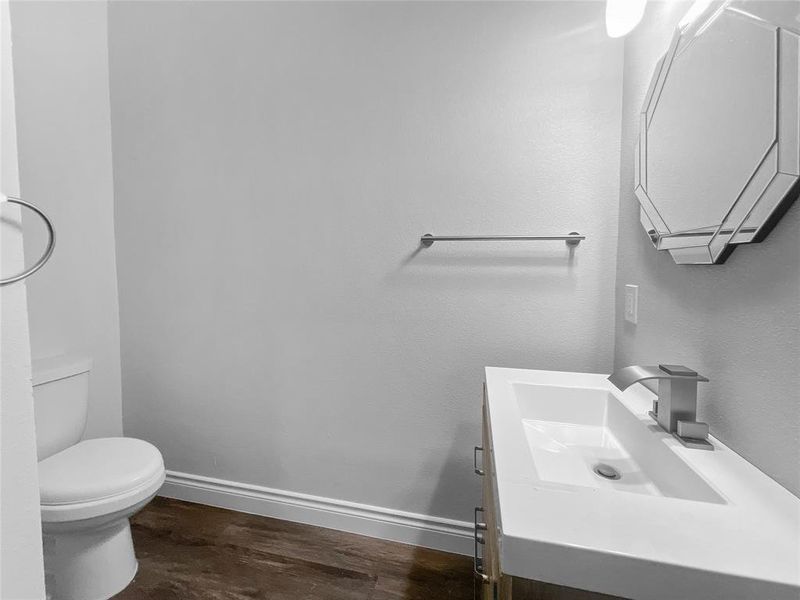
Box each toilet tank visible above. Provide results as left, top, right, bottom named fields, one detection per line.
left=32, top=355, right=93, bottom=461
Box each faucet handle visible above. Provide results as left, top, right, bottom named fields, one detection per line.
left=677, top=420, right=709, bottom=440
left=676, top=420, right=713, bottom=450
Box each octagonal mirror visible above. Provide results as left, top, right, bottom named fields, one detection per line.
left=635, top=1, right=800, bottom=264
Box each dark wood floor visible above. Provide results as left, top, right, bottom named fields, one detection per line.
left=115, top=497, right=474, bottom=600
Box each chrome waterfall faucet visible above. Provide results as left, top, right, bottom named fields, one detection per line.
left=608, top=364, right=713, bottom=450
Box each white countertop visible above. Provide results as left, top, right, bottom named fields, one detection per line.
left=485, top=367, right=800, bottom=600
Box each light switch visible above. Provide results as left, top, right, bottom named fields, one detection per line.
left=624, top=284, right=638, bottom=324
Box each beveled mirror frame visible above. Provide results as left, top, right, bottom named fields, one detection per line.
left=635, top=2, right=800, bottom=264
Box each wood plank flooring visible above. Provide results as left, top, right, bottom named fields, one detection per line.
left=115, top=497, right=475, bottom=600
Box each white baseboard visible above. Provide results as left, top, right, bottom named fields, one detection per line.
left=159, top=470, right=473, bottom=556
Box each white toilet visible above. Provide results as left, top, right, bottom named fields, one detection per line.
left=33, top=355, right=165, bottom=600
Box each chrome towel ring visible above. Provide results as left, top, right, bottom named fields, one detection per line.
left=0, top=196, right=56, bottom=286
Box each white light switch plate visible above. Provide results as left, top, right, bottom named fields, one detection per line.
left=624, top=284, right=638, bottom=324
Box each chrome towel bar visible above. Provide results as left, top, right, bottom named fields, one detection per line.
left=1, top=196, right=56, bottom=286
left=421, top=232, right=584, bottom=247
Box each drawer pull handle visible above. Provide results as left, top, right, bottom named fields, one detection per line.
left=474, top=446, right=485, bottom=476
left=474, top=506, right=487, bottom=543
left=473, top=507, right=490, bottom=583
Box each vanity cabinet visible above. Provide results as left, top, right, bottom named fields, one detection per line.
left=478, top=367, right=800, bottom=599
left=476, top=387, right=510, bottom=600
left=475, top=385, right=625, bottom=600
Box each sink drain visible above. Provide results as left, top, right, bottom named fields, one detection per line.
left=593, top=463, right=621, bottom=480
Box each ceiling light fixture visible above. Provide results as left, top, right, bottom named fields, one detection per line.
left=606, top=0, right=647, bottom=38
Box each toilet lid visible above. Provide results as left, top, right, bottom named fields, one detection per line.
left=39, top=437, right=164, bottom=505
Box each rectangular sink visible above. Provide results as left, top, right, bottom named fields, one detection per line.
left=485, top=367, right=800, bottom=600
left=514, top=382, right=724, bottom=502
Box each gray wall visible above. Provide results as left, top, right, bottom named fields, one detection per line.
left=12, top=0, right=123, bottom=438
left=109, top=1, right=623, bottom=520
left=614, top=1, right=800, bottom=497
left=2, top=4, right=46, bottom=596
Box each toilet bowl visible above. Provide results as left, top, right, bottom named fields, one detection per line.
left=33, top=355, right=165, bottom=600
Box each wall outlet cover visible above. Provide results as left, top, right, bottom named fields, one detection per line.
left=624, top=284, right=638, bottom=324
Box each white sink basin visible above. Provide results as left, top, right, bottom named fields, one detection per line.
left=515, top=382, right=723, bottom=502
left=485, top=367, right=800, bottom=600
